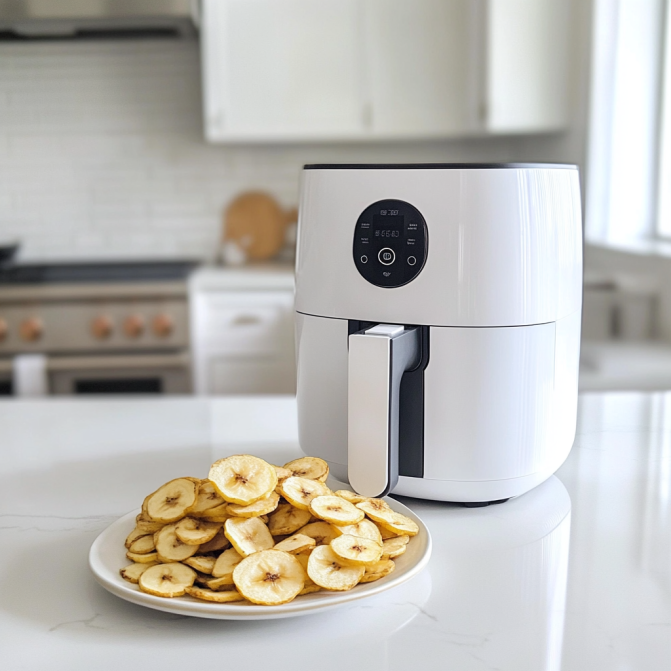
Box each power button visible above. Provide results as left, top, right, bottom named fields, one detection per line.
left=378, top=248, right=395, bottom=265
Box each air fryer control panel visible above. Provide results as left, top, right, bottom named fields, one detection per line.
left=353, top=199, right=428, bottom=288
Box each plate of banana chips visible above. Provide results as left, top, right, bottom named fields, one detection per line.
left=89, top=455, right=432, bottom=620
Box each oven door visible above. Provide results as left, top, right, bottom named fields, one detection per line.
left=49, top=351, right=192, bottom=395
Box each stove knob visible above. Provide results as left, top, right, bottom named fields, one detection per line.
left=152, top=313, right=173, bottom=338
left=0, top=318, right=7, bottom=342
left=123, top=314, right=145, bottom=339
left=20, top=317, right=43, bottom=342
left=91, top=316, right=114, bottom=340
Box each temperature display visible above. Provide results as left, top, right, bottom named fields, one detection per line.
left=373, top=214, right=403, bottom=238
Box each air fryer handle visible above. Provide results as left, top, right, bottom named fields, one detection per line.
left=347, top=324, right=420, bottom=498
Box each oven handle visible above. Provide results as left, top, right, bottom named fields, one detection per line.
left=46, top=351, right=191, bottom=371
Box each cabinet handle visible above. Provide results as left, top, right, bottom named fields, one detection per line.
left=232, top=314, right=263, bottom=326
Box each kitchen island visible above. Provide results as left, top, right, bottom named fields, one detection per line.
left=0, top=393, right=669, bottom=671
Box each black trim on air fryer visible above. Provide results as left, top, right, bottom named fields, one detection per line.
left=347, top=321, right=429, bottom=479
left=304, top=163, right=578, bottom=170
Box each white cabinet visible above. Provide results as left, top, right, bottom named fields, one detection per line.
left=201, top=0, right=570, bottom=142
left=190, top=267, right=296, bottom=395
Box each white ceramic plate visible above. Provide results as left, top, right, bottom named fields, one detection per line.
left=89, top=497, right=431, bottom=620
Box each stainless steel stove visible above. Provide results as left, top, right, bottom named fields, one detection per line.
left=0, top=261, right=197, bottom=395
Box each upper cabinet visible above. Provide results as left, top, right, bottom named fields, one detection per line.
left=201, top=0, right=570, bottom=142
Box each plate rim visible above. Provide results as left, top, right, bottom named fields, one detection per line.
left=89, top=496, right=432, bottom=620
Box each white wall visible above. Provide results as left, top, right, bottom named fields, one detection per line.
left=0, top=11, right=590, bottom=262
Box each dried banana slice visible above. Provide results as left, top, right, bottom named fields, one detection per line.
left=224, top=517, right=275, bottom=557
left=212, top=547, right=244, bottom=581
left=381, top=535, right=410, bottom=559
left=307, top=545, right=365, bottom=591
left=135, top=513, right=165, bottom=534
left=129, top=534, right=156, bottom=554
left=330, top=534, right=383, bottom=565
left=267, top=503, right=312, bottom=536
left=334, top=490, right=367, bottom=504
left=175, top=517, right=220, bottom=545
left=356, top=501, right=419, bottom=537
left=360, top=558, right=396, bottom=583
left=184, top=555, right=217, bottom=574
left=309, top=495, right=365, bottom=526
left=146, top=478, right=198, bottom=523
left=376, top=523, right=399, bottom=540
left=126, top=550, right=159, bottom=564
left=296, top=521, right=342, bottom=546
left=273, top=465, right=292, bottom=485
left=190, top=480, right=226, bottom=516
left=280, top=476, right=331, bottom=511
left=283, top=456, right=329, bottom=482
left=299, top=584, right=322, bottom=596
left=209, top=455, right=278, bottom=506
left=227, top=491, right=280, bottom=518
left=120, top=561, right=157, bottom=584
left=338, top=519, right=383, bottom=545
left=233, top=550, right=306, bottom=605
left=197, top=528, right=231, bottom=553
left=295, top=552, right=316, bottom=587
left=197, top=503, right=229, bottom=521
left=125, top=526, right=150, bottom=549
left=185, top=586, right=245, bottom=603
left=205, top=576, right=236, bottom=590
left=155, top=523, right=200, bottom=563
left=273, top=533, right=316, bottom=555
left=138, top=562, right=196, bottom=598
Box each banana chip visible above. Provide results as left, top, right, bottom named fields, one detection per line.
left=129, top=534, right=156, bottom=554
left=209, top=455, right=278, bottom=505
left=126, top=550, right=159, bottom=563
left=197, top=503, right=230, bottom=522
left=338, top=519, right=383, bottom=545
left=120, top=561, right=157, bottom=584
left=190, top=480, right=226, bottom=516
left=227, top=491, right=280, bottom=518
left=267, top=503, right=312, bottom=536
left=307, top=545, right=365, bottom=591
left=212, top=547, right=244, bottom=581
left=135, top=513, right=165, bottom=534
left=125, top=526, right=150, bottom=549
left=273, top=533, right=316, bottom=555
left=224, top=517, right=275, bottom=557
left=233, top=550, right=306, bottom=605
left=197, top=527, right=231, bottom=553
left=330, top=534, right=383, bottom=565
left=184, top=555, right=217, bottom=574
left=185, top=586, right=245, bottom=603
left=296, top=521, right=342, bottom=546
left=334, top=489, right=367, bottom=504
left=382, top=535, right=410, bottom=559
left=146, top=478, right=198, bottom=523
left=283, top=456, right=329, bottom=482
left=175, top=517, right=220, bottom=545
left=356, top=501, right=419, bottom=537
left=280, top=476, right=331, bottom=511
left=155, top=523, right=199, bottom=563
left=138, top=562, right=196, bottom=598
left=360, top=558, right=396, bottom=583
left=309, top=495, right=365, bottom=526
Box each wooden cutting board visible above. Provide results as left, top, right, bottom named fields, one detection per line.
left=223, top=192, right=288, bottom=261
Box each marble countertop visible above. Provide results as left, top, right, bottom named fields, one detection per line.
left=1, top=393, right=670, bottom=670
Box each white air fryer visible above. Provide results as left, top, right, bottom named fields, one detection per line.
left=295, top=164, right=582, bottom=504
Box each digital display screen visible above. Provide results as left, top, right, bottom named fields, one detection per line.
left=373, top=214, right=403, bottom=239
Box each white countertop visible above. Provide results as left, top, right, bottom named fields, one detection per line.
left=1, top=393, right=670, bottom=670
left=190, top=264, right=294, bottom=292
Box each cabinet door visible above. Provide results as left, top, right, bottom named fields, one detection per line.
left=364, top=0, right=476, bottom=137
left=485, top=0, right=569, bottom=133
left=202, top=0, right=365, bottom=141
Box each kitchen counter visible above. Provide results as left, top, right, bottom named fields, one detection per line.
left=0, top=393, right=670, bottom=670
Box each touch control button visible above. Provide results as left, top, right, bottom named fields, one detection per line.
left=360, top=255, right=368, bottom=264
left=378, top=248, right=395, bottom=265
left=407, top=256, right=417, bottom=266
